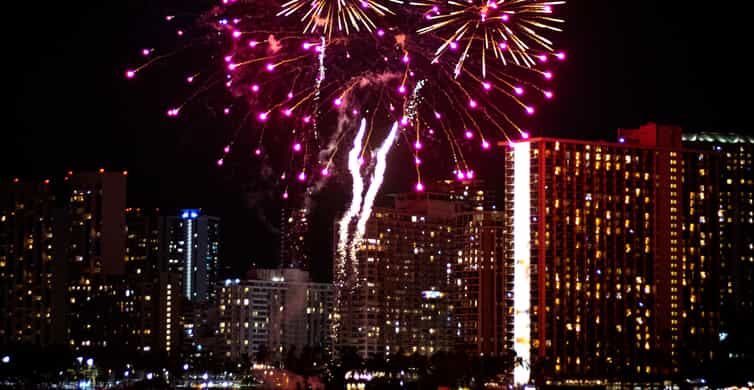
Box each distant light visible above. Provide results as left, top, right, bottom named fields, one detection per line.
left=421, top=290, right=444, bottom=299
left=282, top=191, right=289, bottom=200
left=555, top=51, right=566, bottom=60
left=258, top=112, right=268, bottom=121
left=142, top=48, right=151, bottom=56
left=265, top=63, right=275, bottom=72
left=146, top=373, right=153, bottom=380
left=482, top=81, right=492, bottom=90
left=293, top=143, right=302, bottom=152
left=525, top=106, right=535, bottom=115
left=415, top=182, right=424, bottom=192
left=43, top=179, right=50, bottom=185
left=183, top=363, right=189, bottom=371
left=468, top=99, right=478, bottom=108
left=216, top=158, right=224, bottom=166
left=254, top=148, right=262, bottom=156
left=481, top=140, right=490, bottom=149
left=376, top=29, right=385, bottom=37
left=181, top=209, right=199, bottom=220
left=543, top=71, right=553, bottom=80
left=619, top=137, right=625, bottom=143
left=450, top=41, right=458, bottom=50
left=498, top=42, right=508, bottom=50
left=122, top=170, right=128, bottom=176
left=86, top=358, right=94, bottom=367
left=334, top=97, right=343, bottom=106
left=125, top=70, right=136, bottom=79
left=521, top=131, right=530, bottom=139
left=251, top=84, right=260, bottom=92
left=98, top=168, right=105, bottom=174
left=2, top=355, right=9, bottom=364
left=398, top=85, right=406, bottom=94
left=321, top=167, right=330, bottom=176
left=543, top=90, right=553, bottom=99
left=232, top=30, right=242, bottom=38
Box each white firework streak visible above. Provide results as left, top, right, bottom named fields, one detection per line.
left=349, top=122, right=399, bottom=273
left=303, top=36, right=329, bottom=213
left=312, top=36, right=326, bottom=142
left=335, top=118, right=367, bottom=287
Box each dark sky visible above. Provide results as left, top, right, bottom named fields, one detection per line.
left=3, top=1, right=752, bottom=282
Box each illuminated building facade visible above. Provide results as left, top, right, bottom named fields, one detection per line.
left=64, top=171, right=130, bottom=355
left=338, top=193, right=457, bottom=358
left=683, top=132, right=754, bottom=366
left=280, top=207, right=310, bottom=269
left=66, top=172, right=127, bottom=277
left=503, top=127, right=719, bottom=384
left=454, top=211, right=509, bottom=358
left=165, top=209, right=221, bottom=303
left=0, top=181, right=66, bottom=346
left=217, top=269, right=333, bottom=362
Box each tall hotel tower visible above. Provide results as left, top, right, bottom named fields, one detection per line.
left=504, top=123, right=719, bottom=385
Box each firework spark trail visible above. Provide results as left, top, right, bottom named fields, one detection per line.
left=335, top=118, right=367, bottom=287
left=312, top=36, right=326, bottom=143
left=303, top=36, right=329, bottom=213
left=349, top=121, right=399, bottom=272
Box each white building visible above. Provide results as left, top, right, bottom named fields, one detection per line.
left=217, top=269, right=333, bottom=362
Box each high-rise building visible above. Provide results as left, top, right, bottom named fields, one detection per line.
left=454, top=211, right=508, bottom=358
left=683, top=132, right=754, bottom=367
left=165, top=209, right=221, bottom=303
left=280, top=207, right=309, bottom=269
left=502, top=126, right=719, bottom=385
left=64, top=171, right=130, bottom=355
left=217, top=269, right=332, bottom=362
left=336, top=193, right=457, bottom=359
left=0, top=180, right=67, bottom=346
left=124, top=209, right=168, bottom=357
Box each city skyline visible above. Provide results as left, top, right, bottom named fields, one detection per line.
left=2, top=1, right=754, bottom=387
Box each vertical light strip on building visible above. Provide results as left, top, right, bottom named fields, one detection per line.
left=512, top=141, right=531, bottom=386
left=185, top=220, right=193, bottom=299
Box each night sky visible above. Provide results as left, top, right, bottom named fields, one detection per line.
left=3, top=1, right=752, bottom=282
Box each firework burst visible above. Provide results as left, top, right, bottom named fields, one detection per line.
left=278, top=0, right=398, bottom=38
